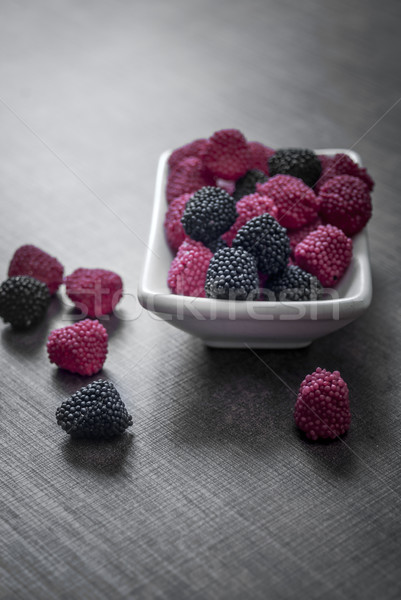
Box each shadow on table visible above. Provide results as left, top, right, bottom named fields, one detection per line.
left=1, top=295, right=62, bottom=356
left=163, top=332, right=390, bottom=482
left=164, top=344, right=286, bottom=452
left=293, top=426, right=359, bottom=478
left=61, top=432, right=134, bottom=474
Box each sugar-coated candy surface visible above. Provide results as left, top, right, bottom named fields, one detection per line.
left=8, top=244, right=64, bottom=294
left=294, top=367, right=351, bottom=440
left=47, top=318, right=108, bottom=376
left=233, top=213, right=291, bottom=275
left=165, top=135, right=375, bottom=302
left=65, top=268, right=123, bottom=318
left=287, top=217, right=323, bottom=255
left=247, top=141, right=275, bottom=175
left=167, top=139, right=208, bottom=171
left=294, top=224, right=352, bottom=287
left=203, top=129, right=251, bottom=180
left=257, top=174, right=320, bottom=229
left=316, top=153, right=374, bottom=192
left=0, top=275, right=50, bottom=329
left=205, top=246, right=259, bottom=300
left=166, top=156, right=215, bottom=205
left=222, top=193, right=278, bottom=246
left=181, top=186, right=237, bottom=246
left=164, top=192, right=192, bottom=253
left=56, top=379, right=132, bottom=438
left=263, top=264, right=322, bottom=301
left=318, top=174, right=372, bottom=236
left=167, top=237, right=213, bottom=298
left=268, top=148, right=322, bottom=188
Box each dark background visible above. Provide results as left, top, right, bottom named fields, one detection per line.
left=1, top=1, right=401, bottom=598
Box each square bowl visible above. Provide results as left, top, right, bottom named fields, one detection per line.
left=138, top=148, right=372, bottom=348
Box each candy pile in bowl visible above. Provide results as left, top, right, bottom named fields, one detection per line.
left=164, top=129, right=374, bottom=301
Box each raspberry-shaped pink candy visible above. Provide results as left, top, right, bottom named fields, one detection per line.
left=164, top=193, right=192, bottom=253
left=256, top=174, right=320, bottom=229
left=287, top=217, right=323, bottom=255
left=166, top=156, right=215, bottom=204
left=65, top=268, right=123, bottom=317
left=8, top=244, right=64, bottom=294
left=203, top=129, right=251, bottom=180
left=318, top=175, right=372, bottom=236
left=247, top=141, right=275, bottom=175
left=221, top=193, right=278, bottom=246
left=294, top=224, right=352, bottom=287
left=47, top=319, right=108, bottom=376
left=168, top=139, right=208, bottom=171
left=294, top=367, right=351, bottom=440
left=167, top=238, right=213, bottom=298
left=316, top=153, right=374, bottom=192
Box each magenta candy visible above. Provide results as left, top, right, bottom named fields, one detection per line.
left=164, top=193, right=192, bottom=253
left=166, top=156, right=215, bottom=204
left=247, top=141, right=275, bottom=175
left=256, top=174, right=320, bottom=229
left=287, top=217, right=323, bottom=255
left=8, top=244, right=64, bottom=295
left=294, top=224, right=352, bottom=287
left=65, top=268, right=123, bottom=318
left=168, top=139, right=208, bottom=171
left=318, top=174, right=372, bottom=236
left=222, top=192, right=278, bottom=246
left=167, top=237, right=213, bottom=298
left=294, top=367, right=351, bottom=440
left=203, top=129, right=251, bottom=180
left=316, top=153, right=374, bottom=192
left=47, top=319, right=108, bottom=376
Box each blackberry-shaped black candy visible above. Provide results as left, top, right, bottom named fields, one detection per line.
left=232, top=213, right=290, bottom=275
left=263, top=265, right=322, bottom=301
left=0, top=275, right=50, bottom=329
left=233, top=169, right=268, bottom=202
left=205, top=247, right=259, bottom=300
left=56, top=379, right=133, bottom=438
left=268, top=148, right=322, bottom=188
left=181, top=186, right=237, bottom=246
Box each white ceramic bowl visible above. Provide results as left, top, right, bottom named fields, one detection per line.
left=138, top=148, right=372, bottom=348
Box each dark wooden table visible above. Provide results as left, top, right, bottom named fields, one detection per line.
left=1, top=1, right=401, bottom=598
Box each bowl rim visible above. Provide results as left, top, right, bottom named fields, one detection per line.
left=138, top=148, right=372, bottom=321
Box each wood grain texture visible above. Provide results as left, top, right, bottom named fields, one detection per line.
left=1, top=0, right=401, bottom=598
